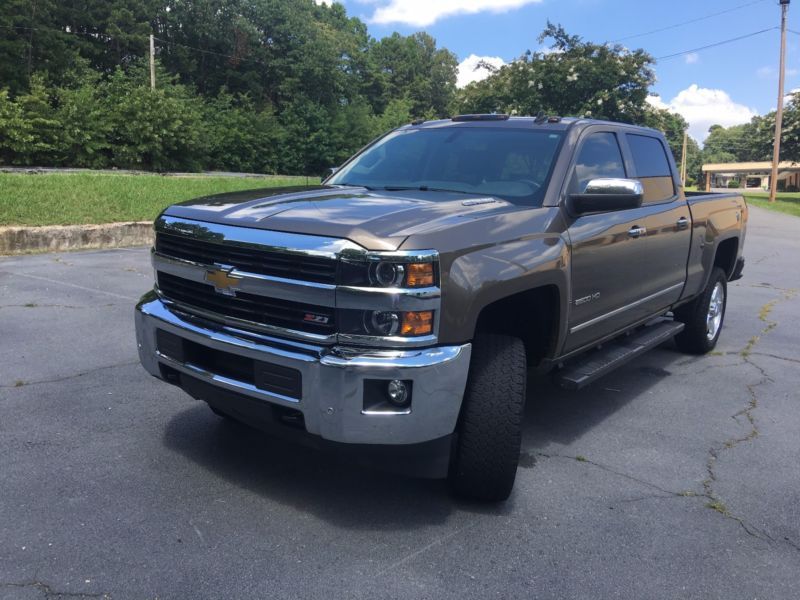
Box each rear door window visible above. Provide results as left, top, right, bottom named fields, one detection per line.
left=627, top=134, right=676, bottom=203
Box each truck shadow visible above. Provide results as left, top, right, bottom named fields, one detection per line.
left=161, top=343, right=688, bottom=527
left=522, top=344, right=686, bottom=451
left=162, top=403, right=512, bottom=530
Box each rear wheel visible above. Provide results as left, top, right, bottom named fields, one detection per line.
left=448, top=334, right=527, bottom=502
left=674, top=267, right=728, bottom=354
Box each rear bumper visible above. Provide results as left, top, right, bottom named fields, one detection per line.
left=135, top=292, right=471, bottom=472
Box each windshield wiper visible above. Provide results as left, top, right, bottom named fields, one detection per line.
left=335, top=182, right=377, bottom=190
left=379, top=185, right=475, bottom=194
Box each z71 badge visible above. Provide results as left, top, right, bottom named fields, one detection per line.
left=303, top=313, right=330, bottom=324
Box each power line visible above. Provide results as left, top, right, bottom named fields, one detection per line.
left=153, top=36, right=269, bottom=67
left=612, top=0, right=769, bottom=42
left=656, top=27, right=777, bottom=60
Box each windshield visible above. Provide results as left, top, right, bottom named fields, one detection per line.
left=328, top=126, right=564, bottom=206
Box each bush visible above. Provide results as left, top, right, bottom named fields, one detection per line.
left=0, top=60, right=410, bottom=174
left=786, top=184, right=799, bottom=193
left=727, top=180, right=740, bottom=189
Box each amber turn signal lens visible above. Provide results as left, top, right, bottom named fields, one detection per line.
left=406, top=263, right=434, bottom=287
left=401, top=311, right=433, bottom=336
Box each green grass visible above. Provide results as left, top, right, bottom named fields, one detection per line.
left=0, top=172, right=318, bottom=226
left=743, top=191, right=800, bottom=218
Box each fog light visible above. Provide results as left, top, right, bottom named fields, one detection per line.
left=387, top=379, right=409, bottom=406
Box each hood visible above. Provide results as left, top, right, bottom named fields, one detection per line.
left=164, top=185, right=527, bottom=250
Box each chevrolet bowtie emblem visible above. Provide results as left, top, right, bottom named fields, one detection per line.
left=205, top=266, right=242, bottom=296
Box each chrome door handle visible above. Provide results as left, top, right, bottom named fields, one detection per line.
left=628, top=226, right=647, bottom=238
left=676, top=217, right=689, bottom=230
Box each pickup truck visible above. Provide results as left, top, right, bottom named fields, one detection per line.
left=135, top=114, right=747, bottom=501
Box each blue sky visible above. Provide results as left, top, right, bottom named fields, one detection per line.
left=323, top=0, right=800, bottom=141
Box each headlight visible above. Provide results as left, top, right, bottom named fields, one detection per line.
left=369, top=262, right=405, bottom=287
left=364, top=310, right=401, bottom=336
left=339, top=256, right=437, bottom=288
left=339, top=310, right=434, bottom=338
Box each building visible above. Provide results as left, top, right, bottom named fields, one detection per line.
left=701, top=161, right=800, bottom=191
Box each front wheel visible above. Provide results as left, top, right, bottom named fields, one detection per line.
left=448, top=334, right=527, bottom=502
left=674, top=267, right=728, bottom=354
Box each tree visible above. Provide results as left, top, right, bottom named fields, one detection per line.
left=455, top=22, right=655, bottom=123
left=367, top=32, right=458, bottom=117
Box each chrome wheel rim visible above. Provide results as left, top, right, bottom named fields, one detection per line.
left=706, top=282, right=724, bottom=341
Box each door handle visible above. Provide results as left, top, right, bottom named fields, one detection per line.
left=676, top=216, right=689, bottom=230
left=628, top=226, right=647, bottom=238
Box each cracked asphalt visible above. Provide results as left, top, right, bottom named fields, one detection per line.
left=1, top=206, right=798, bottom=599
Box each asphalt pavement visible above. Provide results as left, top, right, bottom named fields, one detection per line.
left=1, top=206, right=798, bottom=599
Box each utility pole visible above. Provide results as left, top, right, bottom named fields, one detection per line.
left=680, top=131, right=688, bottom=187
left=769, top=0, right=790, bottom=203
left=149, top=34, right=156, bottom=90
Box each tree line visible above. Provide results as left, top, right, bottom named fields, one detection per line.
left=1, top=1, right=783, bottom=178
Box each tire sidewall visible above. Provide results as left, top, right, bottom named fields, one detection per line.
left=703, top=270, right=727, bottom=350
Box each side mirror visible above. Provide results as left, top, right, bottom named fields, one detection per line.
left=567, top=178, right=643, bottom=216
left=322, top=166, right=339, bottom=182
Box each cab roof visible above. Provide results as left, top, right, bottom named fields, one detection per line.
left=403, top=114, right=663, bottom=137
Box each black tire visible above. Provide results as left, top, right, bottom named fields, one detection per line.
left=448, top=334, right=527, bottom=502
left=674, top=267, right=728, bottom=354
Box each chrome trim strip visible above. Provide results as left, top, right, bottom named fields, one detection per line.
left=340, top=248, right=439, bottom=263
left=322, top=344, right=465, bottom=368
left=336, top=285, right=440, bottom=311
left=361, top=408, right=412, bottom=416
left=156, top=351, right=301, bottom=404
left=153, top=250, right=337, bottom=307
left=157, top=215, right=364, bottom=259
left=336, top=333, right=439, bottom=349
left=157, top=294, right=338, bottom=344
left=569, top=283, right=684, bottom=334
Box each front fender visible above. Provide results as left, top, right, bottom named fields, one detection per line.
left=437, top=234, right=570, bottom=349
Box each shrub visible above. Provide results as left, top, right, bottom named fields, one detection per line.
left=727, top=180, right=740, bottom=189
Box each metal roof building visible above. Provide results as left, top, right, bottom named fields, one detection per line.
left=701, top=161, right=800, bottom=191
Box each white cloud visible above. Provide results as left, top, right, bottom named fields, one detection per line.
left=648, top=84, right=757, bottom=142
left=457, top=54, right=506, bottom=88
left=366, top=0, right=543, bottom=27
left=684, top=53, right=699, bottom=65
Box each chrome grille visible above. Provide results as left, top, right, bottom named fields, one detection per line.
left=155, top=232, right=338, bottom=284
left=157, top=272, right=336, bottom=336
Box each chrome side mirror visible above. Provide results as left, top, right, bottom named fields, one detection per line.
left=567, top=178, right=644, bottom=216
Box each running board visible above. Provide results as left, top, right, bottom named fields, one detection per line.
left=554, top=321, right=685, bottom=390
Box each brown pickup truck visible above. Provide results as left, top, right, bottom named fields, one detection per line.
left=135, top=114, right=747, bottom=501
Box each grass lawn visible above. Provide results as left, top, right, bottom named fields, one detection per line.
left=743, top=192, right=800, bottom=218
left=0, top=172, right=317, bottom=226
left=686, top=186, right=799, bottom=218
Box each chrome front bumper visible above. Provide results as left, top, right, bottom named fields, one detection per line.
left=135, top=292, right=471, bottom=446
